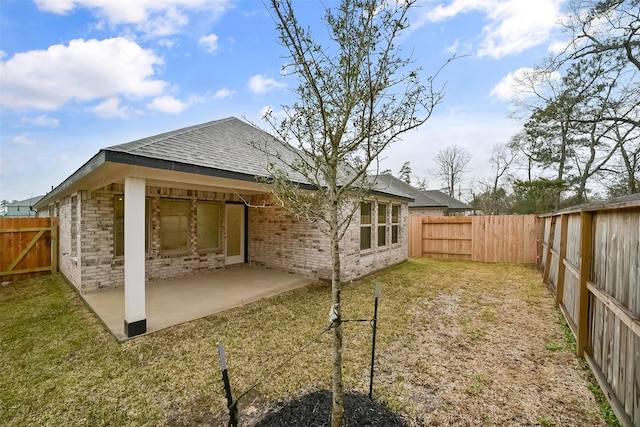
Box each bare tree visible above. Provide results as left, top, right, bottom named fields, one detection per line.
left=262, top=1, right=453, bottom=425
left=473, top=143, right=516, bottom=214
left=557, top=0, right=640, bottom=73
left=433, top=145, right=471, bottom=196
left=413, top=175, right=428, bottom=190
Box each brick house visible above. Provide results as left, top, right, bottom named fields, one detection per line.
left=374, top=173, right=472, bottom=217
left=34, top=117, right=412, bottom=337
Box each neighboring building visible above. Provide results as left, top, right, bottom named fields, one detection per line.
left=3, top=196, right=44, bottom=217
left=374, top=174, right=472, bottom=217
left=34, top=117, right=412, bottom=337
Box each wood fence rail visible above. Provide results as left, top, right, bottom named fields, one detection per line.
left=540, top=195, right=640, bottom=427
left=0, top=217, right=58, bottom=282
left=408, top=215, right=540, bottom=264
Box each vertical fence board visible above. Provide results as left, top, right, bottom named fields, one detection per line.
left=625, top=327, right=634, bottom=418
left=542, top=201, right=640, bottom=427
left=413, top=215, right=539, bottom=264
left=632, top=335, right=640, bottom=426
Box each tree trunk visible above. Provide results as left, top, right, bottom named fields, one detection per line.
left=330, top=202, right=344, bottom=427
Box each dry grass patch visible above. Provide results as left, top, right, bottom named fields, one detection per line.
left=0, top=259, right=610, bottom=426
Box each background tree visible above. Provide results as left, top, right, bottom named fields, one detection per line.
left=432, top=145, right=471, bottom=197
left=413, top=175, right=428, bottom=190
left=472, top=143, right=516, bottom=214
left=398, top=161, right=412, bottom=184
left=558, top=0, right=640, bottom=75
left=263, top=1, right=451, bottom=425
left=0, top=200, right=8, bottom=217
left=499, top=0, right=638, bottom=209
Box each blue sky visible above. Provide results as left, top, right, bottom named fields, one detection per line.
left=0, top=0, right=566, bottom=203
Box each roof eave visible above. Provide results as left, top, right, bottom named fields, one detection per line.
left=35, top=150, right=107, bottom=210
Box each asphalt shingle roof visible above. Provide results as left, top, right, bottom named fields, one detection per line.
left=373, top=173, right=471, bottom=210
left=36, top=117, right=416, bottom=207
left=106, top=117, right=308, bottom=183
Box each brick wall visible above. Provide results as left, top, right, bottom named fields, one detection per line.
left=409, top=207, right=446, bottom=217
left=248, top=199, right=333, bottom=279
left=56, top=194, right=81, bottom=289
left=45, top=183, right=409, bottom=292
left=248, top=194, right=408, bottom=282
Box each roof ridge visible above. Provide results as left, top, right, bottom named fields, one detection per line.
left=108, top=117, right=236, bottom=152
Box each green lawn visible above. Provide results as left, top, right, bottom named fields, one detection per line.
left=0, top=259, right=612, bottom=426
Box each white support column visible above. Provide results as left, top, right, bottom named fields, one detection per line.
left=124, top=176, right=146, bottom=337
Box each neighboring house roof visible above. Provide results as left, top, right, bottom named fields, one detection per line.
left=4, top=196, right=44, bottom=217
left=373, top=174, right=472, bottom=210
left=35, top=117, right=411, bottom=209
left=422, top=190, right=472, bottom=211
left=6, top=196, right=44, bottom=207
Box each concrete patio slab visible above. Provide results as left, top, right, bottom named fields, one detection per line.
left=82, top=266, right=315, bottom=341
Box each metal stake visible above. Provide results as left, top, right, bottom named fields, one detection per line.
left=369, top=284, right=380, bottom=400
left=217, top=342, right=238, bottom=427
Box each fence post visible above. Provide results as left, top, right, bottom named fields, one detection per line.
left=576, top=211, right=593, bottom=357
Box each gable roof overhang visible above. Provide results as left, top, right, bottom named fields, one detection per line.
left=34, top=149, right=412, bottom=210
left=34, top=117, right=414, bottom=210
left=34, top=149, right=280, bottom=210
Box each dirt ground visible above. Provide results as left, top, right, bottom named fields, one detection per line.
left=230, top=263, right=606, bottom=427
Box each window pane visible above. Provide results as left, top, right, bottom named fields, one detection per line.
left=160, top=199, right=189, bottom=252
left=360, top=202, right=371, bottom=224
left=392, top=224, right=399, bottom=244
left=392, top=205, right=399, bottom=223
left=378, top=203, right=387, bottom=224
left=197, top=202, right=220, bottom=249
left=360, top=226, right=371, bottom=250
left=378, top=225, right=386, bottom=247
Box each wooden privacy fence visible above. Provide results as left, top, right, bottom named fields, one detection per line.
left=408, top=215, right=540, bottom=263
left=540, top=195, right=640, bottom=427
left=0, top=217, right=58, bottom=282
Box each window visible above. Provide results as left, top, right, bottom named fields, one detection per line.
left=160, top=199, right=189, bottom=253
left=114, top=196, right=150, bottom=257
left=71, top=195, right=77, bottom=257
left=391, top=204, right=400, bottom=244
left=360, top=202, right=372, bottom=250
left=197, top=201, right=220, bottom=250
left=378, top=203, right=387, bottom=247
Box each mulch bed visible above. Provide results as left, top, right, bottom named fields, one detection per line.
left=252, top=390, right=408, bottom=426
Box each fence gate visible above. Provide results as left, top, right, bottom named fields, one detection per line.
left=409, top=215, right=540, bottom=264
left=0, top=218, right=58, bottom=282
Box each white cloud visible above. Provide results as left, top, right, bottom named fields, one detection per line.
left=214, top=88, right=235, bottom=98
left=426, top=0, right=562, bottom=59
left=199, top=34, right=219, bottom=54
left=34, top=0, right=232, bottom=37
left=158, top=38, right=179, bottom=48
left=21, top=115, right=60, bottom=128
left=0, top=37, right=166, bottom=111
left=12, top=134, right=38, bottom=146
left=490, top=67, right=561, bottom=101
left=146, top=95, right=189, bottom=113
left=248, top=75, right=286, bottom=95
left=92, top=97, right=131, bottom=118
